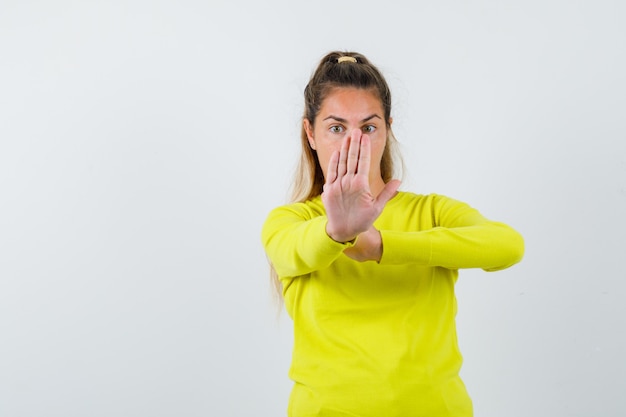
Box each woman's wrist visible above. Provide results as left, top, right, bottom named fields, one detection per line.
left=325, top=223, right=357, bottom=244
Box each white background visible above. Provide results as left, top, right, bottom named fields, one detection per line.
left=1, top=1, right=625, bottom=416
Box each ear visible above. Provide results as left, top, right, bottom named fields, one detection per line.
left=303, top=119, right=316, bottom=150
left=388, top=116, right=393, bottom=127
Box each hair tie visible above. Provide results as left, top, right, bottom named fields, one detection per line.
left=337, top=56, right=357, bottom=63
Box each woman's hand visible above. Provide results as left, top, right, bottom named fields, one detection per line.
left=322, top=129, right=400, bottom=244
left=343, top=226, right=384, bottom=262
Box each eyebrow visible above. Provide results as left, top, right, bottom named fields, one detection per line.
left=322, top=114, right=382, bottom=123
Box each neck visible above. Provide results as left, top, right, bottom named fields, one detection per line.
left=370, top=176, right=386, bottom=198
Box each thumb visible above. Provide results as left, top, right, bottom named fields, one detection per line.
left=374, top=179, right=401, bottom=210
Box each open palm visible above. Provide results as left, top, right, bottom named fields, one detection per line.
left=322, top=129, right=400, bottom=243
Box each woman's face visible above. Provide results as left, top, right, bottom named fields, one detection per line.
left=304, top=87, right=390, bottom=190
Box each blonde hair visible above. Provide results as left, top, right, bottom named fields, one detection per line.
left=272, top=51, right=404, bottom=300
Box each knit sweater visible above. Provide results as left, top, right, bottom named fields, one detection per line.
left=261, top=192, right=524, bottom=417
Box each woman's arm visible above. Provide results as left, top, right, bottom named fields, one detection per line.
left=261, top=204, right=354, bottom=278
left=379, top=196, right=524, bottom=271
left=380, top=222, right=524, bottom=271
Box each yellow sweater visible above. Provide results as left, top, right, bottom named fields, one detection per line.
left=262, top=192, right=524, bottom=417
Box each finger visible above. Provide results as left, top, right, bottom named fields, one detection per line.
left=357, top=133, right=371, bottom=177
left=326, top=149, right=340, bottom=183
left=374, top=179, right=401, bottom=210
left=337, top=134, right=350, bottom=178
left=346, top=129, right=361, bottom=175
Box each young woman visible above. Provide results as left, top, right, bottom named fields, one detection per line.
left=261, top=51, right=524, bottom=417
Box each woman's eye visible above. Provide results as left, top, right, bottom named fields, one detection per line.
left=330, top=126, right=344, bottom=133
left=362, top=125, right=376, bottom=133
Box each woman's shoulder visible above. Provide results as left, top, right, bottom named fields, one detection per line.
left=265, top=195, right=326, bottom=220
left=390, top=192, right=477, bottom=218
left=392, top=191, right=460, bottom=206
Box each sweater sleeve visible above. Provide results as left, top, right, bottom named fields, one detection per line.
left=261, top=203, right=355, bottom=278
left=379, top=195, right=524, bottom=271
